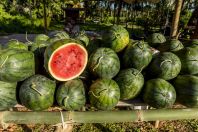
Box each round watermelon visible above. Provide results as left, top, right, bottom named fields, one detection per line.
left=157, top=39, right=184, bottom=52
left=115, top=68, right=144, bottom=100
left=4, top=39, right=28, bottom=50
left=19, top=75, right=56, bottom=111
left=86, top=38, right=101, bottom=54
left=44, top=39, right=88, bottom=81
left=75, top=31, right=89, bottom=47
left=34, top=34, right=49, bottom=43
left=143, top=78, right=176, bottom=108
left=102, top=25, right=129, bottom=52
left=188, top=39, right=198, bottom=47
left=0, top=49, right=35, bottom=82
left=89, top=79, right=120, bottom=110
left=175, top=47, right=198, bottom=75
left=30, top=41, right=49, bottom=74
left=173, top=75, right=198, bottom=107
left=48, top=31, right=70, bottom=44
left=0, top=81, right=17, bottom=110
left=123, top=41, right=153, bottom=70
left=149, top=52, right=181, bottom=80
left=88, top=47, right=120, bottom=79
left=56, top=79, right=86, bottom=110
left=147, top=33, right=166, bottom=47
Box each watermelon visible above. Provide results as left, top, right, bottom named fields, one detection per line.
left=173, top=75, right=198, bottom=107
left=102, top=25, right=129, bottom=52
left=148, top=52, right=181, bottom=80
left=185, top=39, right=198, bottom=47
left=143, top=78, right=176, bottom=108
left=19, top=75, right=56, bottom=111
left=157, top=39, right=184, bottom=52
left=86, top=38, right=101, bottom=54
left=56, top=79, right=86, bottom=110
left=88, top=47, right=120, bottom=79
left=0, top=49, right=35, bottom=82
left=89, top=79, right=120, bottom=110
left=44, top=39, right=88, bottom=81
left=147, top=33, right=166, bottom=47
left=34, top=34, right=49, bottom=43
left=191, top=39, right=198, bottom=46
left=30, top=41, right=49, bottom=74
left=75, top=31, right=89, bottom=47
left=115, top=68, right=144, bottom=100
left=0, top=81, right=17, bottom=110
left=4, top=39, right=28, bottom=50
left=175, top=46, right=198, bottom=75
left=123, top=41, right=153, bottom=70
left=48, top=31, right=70, bottom=44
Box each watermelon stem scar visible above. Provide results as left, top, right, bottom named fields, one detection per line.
left=47, top=42, right=88, bottom=81
left=63, top=96, right=69, bottom=105
left=134, top=66, right=144, bottom=76
left=0, top=56, right=8, bottom=68
left=89, top=91, right=100, bottom=98
left=31, top=83, right=43, bottom=96
left=160, top=60, right=172, bottom=67
left=92, top=56, right=104, bottom=71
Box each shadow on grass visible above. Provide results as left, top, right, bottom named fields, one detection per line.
left=93, top=123, right=113, bottom=132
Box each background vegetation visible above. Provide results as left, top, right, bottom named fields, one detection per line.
left=0, top=0, right=197, bottom=39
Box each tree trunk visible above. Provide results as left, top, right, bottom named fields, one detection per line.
left=113, top=2, right=117, bottom=25
left=170, top=0, right=183, bottom=39
left=117, top=0, right=123, bottom=24
left=43, top=0, right=47, bottom=33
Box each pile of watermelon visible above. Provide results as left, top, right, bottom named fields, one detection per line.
left=0, top=26, right=198, bottom=111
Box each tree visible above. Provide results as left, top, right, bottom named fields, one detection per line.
left=171, top=0, right=183, bottom=39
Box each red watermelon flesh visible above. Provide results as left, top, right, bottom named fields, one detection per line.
left=48, top=43, right=87, bottom=81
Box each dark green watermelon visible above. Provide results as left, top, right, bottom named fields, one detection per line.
left=148, top=52, right=181, bottom=80
left=89, top=78, right=120, bottom=110
left=86, top=38, right=102, bottom=54
left=175, top=47, right=198, bottom=75
left=56, top=79, right=86, bottom=110
left=143, top=78, right=176, bottom=108
left=115, top=68, right=144, bottom=100
left=34, top=34, right=49, bottom=43
left=4, top=39, right=28, bottom=50
left=173, top=75, right=198, bottom=107
left=0, top=81, right=17, bottom=110
left=0, top=49, right=35, bottom=82
left=157, top=39, right=184, bottom=52
left=123, top=41, right=153, bottom=70
left=75, top=31, right=89, bottom=47
left=147, top=33, right=166, bottom=47
left=88, top=47, right=120, bottom=79
left=48, top=31, right=70, bottom=44
left=19, top=75, right=56, bottom=111
left=30, top=40, right=49, bottom=74
left=102, top=25, right=129, bottom=52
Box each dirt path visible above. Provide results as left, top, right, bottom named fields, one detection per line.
left=0, top=34, right=37, bottom=45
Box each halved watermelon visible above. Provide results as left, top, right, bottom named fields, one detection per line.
left=44, top=39, right=88, bottom=81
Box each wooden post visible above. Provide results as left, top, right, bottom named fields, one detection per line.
left=170, top=0, right=183, bottom=39
left=1, top=109, right=198, bottom=124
